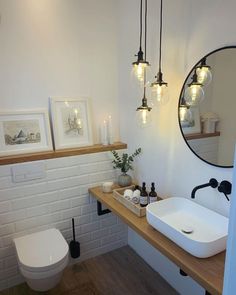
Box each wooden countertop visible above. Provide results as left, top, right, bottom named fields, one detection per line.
left=89, top=186, right=225, bottom=295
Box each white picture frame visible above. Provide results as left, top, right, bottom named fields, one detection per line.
left=181, top=106, right=201, bottom=135
left=0, top=109, right=53, bottom=156
left=50, top=97, right=93, bottom=150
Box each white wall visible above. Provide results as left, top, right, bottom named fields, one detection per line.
left=0, top=0, right=120, bottom=143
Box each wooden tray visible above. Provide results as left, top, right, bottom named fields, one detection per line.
left=112, top=185, right=146, bottom=217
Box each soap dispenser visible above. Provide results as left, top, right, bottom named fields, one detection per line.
left=140, top=182, right=148, bottom=207
left=149, top=182, right=158, bottom=203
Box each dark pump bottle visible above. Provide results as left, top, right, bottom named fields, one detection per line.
left=140, top=182, right=148, bottom=207
left=149, top=182, right=158, bottom=203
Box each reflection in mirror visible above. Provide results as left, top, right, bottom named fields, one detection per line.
left=196, top=57, right=212, bottom=86
left=179, top=47, right=236, bottom=168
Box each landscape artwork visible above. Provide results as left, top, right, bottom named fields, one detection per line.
left=61, top=107, right=84, bottom=138
left=3, top=119, right=41, bottom=145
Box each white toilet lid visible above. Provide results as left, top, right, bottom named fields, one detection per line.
left=14, top=228, right=69, bottom=270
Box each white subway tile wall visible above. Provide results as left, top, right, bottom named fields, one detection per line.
left=0, top=152, right=128, bottom=291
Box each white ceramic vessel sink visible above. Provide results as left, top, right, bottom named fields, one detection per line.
left=146, top=197, right=228, bottom=258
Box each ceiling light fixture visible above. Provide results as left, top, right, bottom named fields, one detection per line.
left=184, top=70, right=204, bottom=106
left=136, top=78, right=152, bottom=127
left=179, top=97, right=192, bottom=123
left=150, top=0, right=168, bottom=105
left=196, top=57, right=212, bottom=86
left=132, top=0, right=150, bottom=82
left=136, top=0, right=152, bottom=127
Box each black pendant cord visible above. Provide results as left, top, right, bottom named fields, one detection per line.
left=143, top=0, right=147, bottom=98
left=144, top=0, right=148, bottom=61
left=158, top=0, right=163, bottom=73
left=139, top=0, right=143, bottom=51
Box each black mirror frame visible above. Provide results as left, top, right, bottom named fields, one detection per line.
left=178, top=45, right=236, bottom=168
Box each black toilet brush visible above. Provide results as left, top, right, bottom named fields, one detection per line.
left=69, top=218, right=80, bottom=258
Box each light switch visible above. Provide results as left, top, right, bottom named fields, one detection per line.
left=11, top=162, right=46, bottom=183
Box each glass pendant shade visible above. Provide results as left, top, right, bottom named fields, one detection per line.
left=179, top=105, right=192, bottom=123
left=136, top=108, right=152, bottom=127
left=151, top=82, right=169, bottom=105
left=179, top=97, right=192, bottom=123
left=150, top=71, right=169, bottom=105
left=132, top=60, right=150, bottom=82
left=136, top=96, right=152, bottom=127
left=196, top=57, right=212, bottom=86
left=184, top=71, right=204, bottom=106
left=196, top=66, right=212, bottom=86
left=184, top=84, right=204, bottom=105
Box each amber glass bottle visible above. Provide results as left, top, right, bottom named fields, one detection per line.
left=140, top=182, right=148, bottom=207
left=149, top=182, right=158, bottom=203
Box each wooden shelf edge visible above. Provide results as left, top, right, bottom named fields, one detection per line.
left=0, top=142, right=127, bottom=165
left=186, top=131, right=220, bottom=140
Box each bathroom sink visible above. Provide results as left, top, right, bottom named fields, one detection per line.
left=146, top=197, right=228, bottom=258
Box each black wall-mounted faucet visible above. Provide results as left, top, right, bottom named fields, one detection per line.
left=191, top=178, right=218, bottom=199
left=218, top=180, right=232, bottom=201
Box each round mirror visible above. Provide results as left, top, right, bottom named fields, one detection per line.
left=178, top=46, right=236, bottom=168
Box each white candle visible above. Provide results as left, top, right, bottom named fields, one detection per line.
left=108, top=115, right=114, bottom=144
left=101, top=120, right=108, bottom=145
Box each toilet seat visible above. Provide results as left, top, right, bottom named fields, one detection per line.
left=19, top=255, right=68, bottom=280
left=14, top=228, right=69, bottom=276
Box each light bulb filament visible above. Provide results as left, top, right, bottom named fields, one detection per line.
left=142, top=110, right=148, bottom=124
left=133, top=63, right=147, bottom=81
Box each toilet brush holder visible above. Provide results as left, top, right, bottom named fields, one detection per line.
left=69, top=218, right=80, bottom=258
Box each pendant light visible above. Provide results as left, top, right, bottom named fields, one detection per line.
left=184, top=70, right=204, bottom=106
left=179, top=97, right=192, bottom=123
left=136, top=86, right=152, bottom=127
left=196, top=57, right=212, bottom=86
left=136, top=64, right=152, bottom=127
left=132, top=0, right=150, bottom=82
left=136, top=0, right=152, bottom=127
left=150, top=0, right=168, bottom=105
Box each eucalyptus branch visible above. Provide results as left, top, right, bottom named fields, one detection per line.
left=111, top=148, right=141, bottom=174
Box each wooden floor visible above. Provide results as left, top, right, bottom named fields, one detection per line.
left=1, top=246, right=179, bottom=295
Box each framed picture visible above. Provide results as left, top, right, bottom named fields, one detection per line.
left=0, top=109, right=53, bottom=156
left=180, top=106, right=201, bottom=134
left=50, top=97, right=93, bottom=149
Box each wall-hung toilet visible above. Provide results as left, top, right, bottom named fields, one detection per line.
left=14, top=228, right=69, bottom=291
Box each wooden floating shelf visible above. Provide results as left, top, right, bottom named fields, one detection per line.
left=0, top=142, right=127, bottom=166
left=89, top=186, right=225, bottom=295
left=186, top=131, right=220, bottom=140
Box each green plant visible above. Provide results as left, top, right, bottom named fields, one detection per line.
left=111, top=148, right=141, bottom=174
